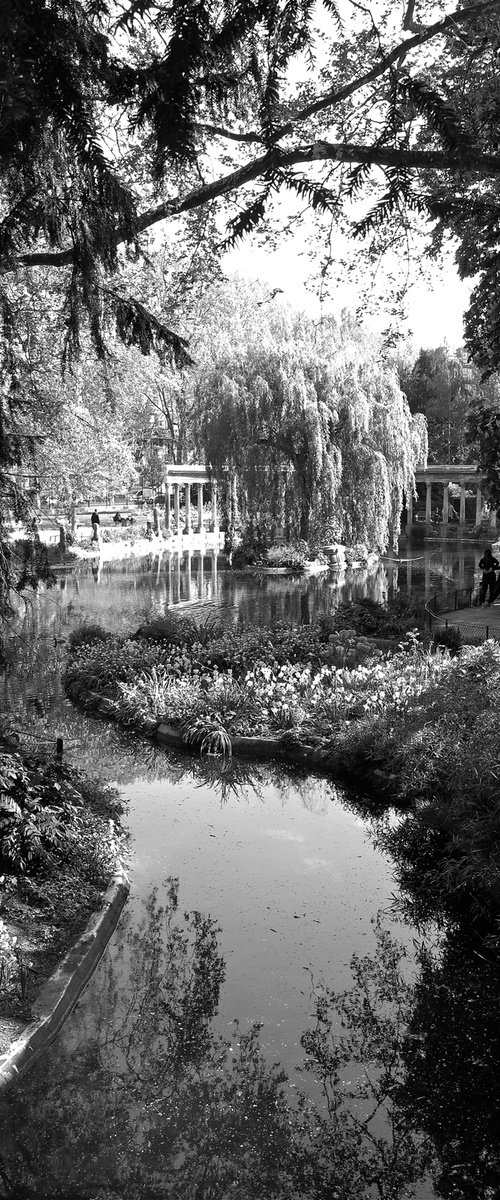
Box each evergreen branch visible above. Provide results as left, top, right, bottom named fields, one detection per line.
left=221, top=187, right=273, bottom=249
left=275, top=169, right=339, bottom=212
left=14, top=139, right=500, bottom=271
left=321, top=0, right=343, bottom=35
left=352, top=169, right=429, bottom=237
left=102, top=289, right=194, bottom=369
left=396, top=76, right=475, bottom=156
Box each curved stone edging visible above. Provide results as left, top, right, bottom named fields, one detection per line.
left=68, top=682, right=331, bottom=772
left=0, top=865, right=130, bottom=1090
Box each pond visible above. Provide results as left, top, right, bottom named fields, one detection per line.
left=1, top=541, right=498, bottom=1198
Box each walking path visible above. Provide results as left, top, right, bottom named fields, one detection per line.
left=436, top=601, right=500, bottom=635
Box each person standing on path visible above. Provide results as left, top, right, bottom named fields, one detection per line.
left=478, top=546, right=499, bottom=605
left=90, top=509, right=100, bottom=544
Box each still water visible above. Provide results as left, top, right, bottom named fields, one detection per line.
left=0, top=541, right=491, bottom=1198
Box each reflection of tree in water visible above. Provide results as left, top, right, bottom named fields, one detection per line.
left=2, top=894, right=498, bottom=1197
left=398, top=930, right=500, bottom=1200
left=0, top=880, right=294, bottom=1199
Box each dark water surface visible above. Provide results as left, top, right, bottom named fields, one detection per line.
left=0, top=541, right=495, bottom=1199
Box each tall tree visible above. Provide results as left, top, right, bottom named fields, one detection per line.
left=194, top=286, right=426, bottom=550
left=401, top=346, right=473, bottom=463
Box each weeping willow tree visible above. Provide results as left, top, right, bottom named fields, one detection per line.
left=195, top=289, right=427, bottom=551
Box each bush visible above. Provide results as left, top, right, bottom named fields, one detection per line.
left=68, top=623, right=112, bottom=652
left=433, top=625, right=462, bottom=656
left=344, top=543, right=369, bottom=567
left=264, top=544, right=306, bottom=570
left=333, top=598, right=413, bottom=639
left=0, top=750, right=84, bottom=876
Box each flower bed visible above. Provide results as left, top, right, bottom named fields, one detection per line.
left=63, top=610, right=500, bottom=948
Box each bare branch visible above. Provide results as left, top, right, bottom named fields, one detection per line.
left=403, top=0, right=424, bottom=35
left=269, top=0, right=500, bottom=144
left=194, top=122, right=264, bottom=144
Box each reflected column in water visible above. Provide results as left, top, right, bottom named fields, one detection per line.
left=184, top=548, right=192, bottom=600
left=173, top=551, right=181, bottom=604
left=197, top=553, right=204, bottom=599
left=425, top=554, right=431, bottom=593
left=165, top=550, right=172, bottom=606
left=458, top=549, right=465, bottom=589
left=210, top=549, right=218, bottom=599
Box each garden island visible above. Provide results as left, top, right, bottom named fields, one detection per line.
left=2, top=2, right=500, bottom=1197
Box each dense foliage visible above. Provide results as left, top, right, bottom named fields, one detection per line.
left=193, top=286, right=427, bottom=550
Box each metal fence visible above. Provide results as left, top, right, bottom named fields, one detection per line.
left=425, top=585, right=500, bottom=643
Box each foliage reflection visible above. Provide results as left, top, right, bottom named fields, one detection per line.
left=1, top=882, right=499, bottom=1199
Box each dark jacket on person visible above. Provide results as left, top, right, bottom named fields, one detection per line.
left=90, top=511, right=100, bottom=526
left=479, top=551, right=499, bottom=573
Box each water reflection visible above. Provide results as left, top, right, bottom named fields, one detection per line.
left=2, top=885, right=498, bottom=1199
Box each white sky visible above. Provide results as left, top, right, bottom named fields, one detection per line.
left=224, top=240, right=471, bottom=352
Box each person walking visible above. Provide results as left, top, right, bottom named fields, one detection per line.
left=478, top=546, right=499, bottom=605
left=90, top=509, right=100, bottom=544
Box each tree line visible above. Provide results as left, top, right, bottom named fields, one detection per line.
left=4, top=1, right=500, bottom=599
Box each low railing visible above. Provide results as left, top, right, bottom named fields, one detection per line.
left=425, top=584, right=500, bottom=642
left=425, top=586, right=475, bottom=628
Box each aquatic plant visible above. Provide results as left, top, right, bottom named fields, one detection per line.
left=181, top=715, right=233, bottom=757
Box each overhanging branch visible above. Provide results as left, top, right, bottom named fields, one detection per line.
left=14, top=139, right=500, bottom=272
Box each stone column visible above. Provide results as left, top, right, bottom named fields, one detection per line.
left=165, top=485, right=171, bottom=532
left=184, top=483, right=191, bottom=534
left=173, top=483, right=180, bottom=535
left=425, top=481, right=432, bottom=524
left=459, top=482, right=466, bottom=525
left=197, top=483, right=204, bottom=533
left=443, top=482, right=449, bottom=524
left=211, top=481, right=218, bottom=532
left=475, top=484, right=482, bottom=526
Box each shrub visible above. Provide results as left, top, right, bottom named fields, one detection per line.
left=0, top=750, right=84, bottom=875
left=264, top=544, right=306, bottom=570
left=344, top=543, right=369, bottom=567
left=333, top=598, right=413, bottom=639
left=68, top=623, right=112, bottom=651
left=433, top=626, right=462, bottom=656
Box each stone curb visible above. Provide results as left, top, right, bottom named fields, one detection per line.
left=67, top=682, right=330, bottom=773
left=0, top=865, right=130, bottom=1091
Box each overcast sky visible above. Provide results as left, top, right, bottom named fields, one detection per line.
left=225, top=240, right=470, bottom=352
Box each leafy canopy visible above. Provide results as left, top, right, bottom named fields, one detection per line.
left=4, top=1, right=500, bottom=369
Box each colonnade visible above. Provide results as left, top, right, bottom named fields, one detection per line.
left=163, top=464, right=218, bottom=536
left=408, top=464, right=495, bottom=531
